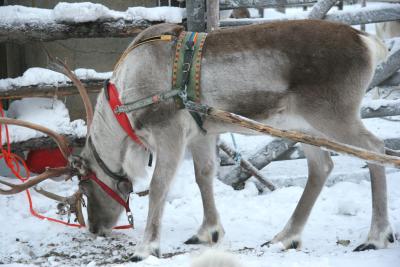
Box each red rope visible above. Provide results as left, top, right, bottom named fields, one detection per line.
left=0, top=102, right=132, bottom=229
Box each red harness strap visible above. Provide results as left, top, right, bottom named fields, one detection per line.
left=106, top=82, right=144, bottom=147
left=83, top=172, right=134, bottom=226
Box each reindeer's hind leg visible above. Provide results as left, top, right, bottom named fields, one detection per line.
left=185, top=135, right=224, bottom=245
left=131, top=132, right=186, bottom=262
left=330, top=122, right=393, bottom=251
left=265, top=144, right=333, bottom=249
left=305, top=118, right=393, bottom=251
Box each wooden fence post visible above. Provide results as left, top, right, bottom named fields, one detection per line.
left=187, top=0, right=206, bottom=32
left=206, top=0, right=219, bottom=32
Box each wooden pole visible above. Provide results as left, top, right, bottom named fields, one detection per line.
left=185, top=102, right=400, bottom=167
left=187, top=0, right=206, bottom=32
left=206, top=0, right=219, bottom=32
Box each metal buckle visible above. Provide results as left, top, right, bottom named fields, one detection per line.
left=182, top=62, right=191, bottom=73
left=126, top=211, right=134, bottom=226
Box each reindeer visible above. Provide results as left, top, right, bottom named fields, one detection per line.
left=0, top=20, right=394, bottom=262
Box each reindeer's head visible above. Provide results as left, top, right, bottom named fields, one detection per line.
left=0, top=55, right=132, bottom=235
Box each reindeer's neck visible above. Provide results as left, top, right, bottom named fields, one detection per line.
left=81, top=92, right=149, bottom=182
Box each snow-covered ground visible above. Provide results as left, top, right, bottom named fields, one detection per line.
left=0, top=155, right=399, bottom=266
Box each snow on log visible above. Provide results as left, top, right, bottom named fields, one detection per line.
left=219, top=3, right=400, bottom=26
left=361, top=100, right=400, bottom=118
left=0, top=3, right=186, bottom=43
left=0, top=67, right=110, bottom=99
left=308, top=0, right=337, bottom=19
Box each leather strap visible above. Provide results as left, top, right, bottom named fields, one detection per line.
left=106, top=81, right=145, bottom=147
left=88, top=136, right=128, bottom=182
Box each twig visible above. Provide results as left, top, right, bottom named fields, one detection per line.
left=218, top=140, right=276, bottom=191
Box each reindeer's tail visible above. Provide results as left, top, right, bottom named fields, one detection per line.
left=359, top=32, right=388, bottom=67
left=191, top=250, right=242, bottom=267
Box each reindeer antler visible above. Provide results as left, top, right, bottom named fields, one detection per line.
left=0, top=117, right=71, bottom=159
left=44, top=48, right=94, bottom=130
left=34, top=187, right=86, bottom=226
left=0, top=117, right=73, bottom=193
left=0, top=167, right=70, bottom=195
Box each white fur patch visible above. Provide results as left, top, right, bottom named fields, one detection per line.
left=191, top=250, right=242, bottom=267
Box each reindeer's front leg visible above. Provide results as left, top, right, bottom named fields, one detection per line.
left=131, top=134, right=186, bottom=262
left=185, top=135, right=224, bottom=245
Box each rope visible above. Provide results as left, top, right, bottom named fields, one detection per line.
left=0, top=103, right=132, bottom=230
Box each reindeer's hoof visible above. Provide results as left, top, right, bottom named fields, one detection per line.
left=353, top=243, right=377, bottom=252
left=185, top=225, right=224, bottom=245
left=130, top=255, right=144, bottom=262
left=387, top=232, right=395, bottom=243
left=130, top=243, right=160, bottom=261
left=261, top=240, right=300, bottom=250
left=185, top=236, right=201, bottom=245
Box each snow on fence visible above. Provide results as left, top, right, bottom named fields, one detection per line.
left=0, top=3, right=185, bottom=43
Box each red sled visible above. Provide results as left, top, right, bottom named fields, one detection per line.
left=26, top=147, right=72, bottom=174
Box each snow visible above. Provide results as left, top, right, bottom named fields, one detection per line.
left=1, top=98, right=86, bottom=144
left=0, top=3, right=186, bottom=25
left=126, top=7, right=186, bottom=24
left=0, top=157, right=399, bottom=266
left=0, top=68, right=112, bottom=91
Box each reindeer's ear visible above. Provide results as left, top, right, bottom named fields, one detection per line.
left=117, top=180, right=133, bottom=195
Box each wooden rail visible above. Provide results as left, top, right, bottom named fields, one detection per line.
left=220, top=3, right=400, bottom=26
left=0, top=19, right=154, bottom=43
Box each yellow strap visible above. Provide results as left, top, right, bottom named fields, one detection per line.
left=114, top=35, right=174, bottom=71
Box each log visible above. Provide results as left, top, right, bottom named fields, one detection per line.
left=219, top=0, right=317, bottom=10
left=3, top=135, right=86, bottom=154
left=361, top=100, right=400, bottom=119
left=368, top=41, right=400, bottom=91
left=207, top=0, right=220, bottom=32
left=219, top=138, right=296, bottom=188
left=219, top=4, right=400, bottom=26
left=218, top=140, right=277, bottom=191
left=381, top=71, right=400, bottom=87
left=0, top=80, right=103, bottom=99
left=0, top=19, right=153, bottom=44
left=187, top=0, right=206, bottom=32
left=185, top=102, right=400, bottom=167
left=308, top=0, right=337, bottom=19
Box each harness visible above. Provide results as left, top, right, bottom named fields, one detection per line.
left=85, top=31, right=208, bottom=226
